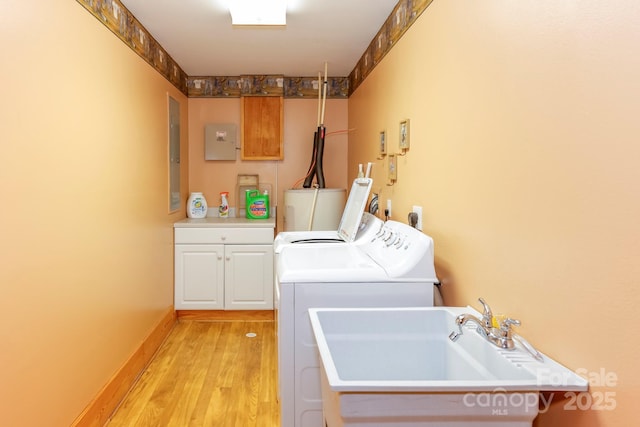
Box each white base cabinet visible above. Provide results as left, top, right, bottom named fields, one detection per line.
left=224, top=244, right=273, bottom=309
left=174, top=223, right=274, bottom=310
left=175, top=244, right=225, bottom=309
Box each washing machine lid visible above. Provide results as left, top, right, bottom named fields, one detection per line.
left=337, top=178, right=373, bottom=243
left=273, top=212, right=383, bottom=254
left=277, top=244, right=388, bottom=283
left=273, top=230, right=342, bottom=254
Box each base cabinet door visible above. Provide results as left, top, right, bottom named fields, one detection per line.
left=174, top=244, right=224, bottom=309
left=224, top=244, right=274, bottom=310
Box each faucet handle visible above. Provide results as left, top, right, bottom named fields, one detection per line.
left=493, top=317, right=520, bottom=350
left=477, top=298, right=493, bottom=328
left=498, top=317, right=521, bottom=337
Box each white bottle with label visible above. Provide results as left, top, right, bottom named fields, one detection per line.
left=219, top=192, right=229, bottom=218
left=187, top=192, right=208, bottom=218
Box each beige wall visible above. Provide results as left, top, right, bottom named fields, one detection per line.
left=0, top=1, right=188, bottom=426
left=349, top=0, right=639, bottom=425
left=4, top=0, right=638, bottom=425
left=188, top=98, right=349, bottom=231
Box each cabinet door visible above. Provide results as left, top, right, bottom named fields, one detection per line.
left=224, top=245, right=274, bottom=310
left=175, top=245, right=224, bottom=309
left=240, top=96, right=284, bottom=160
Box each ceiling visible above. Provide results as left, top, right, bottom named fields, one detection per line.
left=120, top=0, right=399, bottom=77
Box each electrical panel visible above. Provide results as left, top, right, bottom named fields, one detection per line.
left=205, top=123, right=237, bottom=160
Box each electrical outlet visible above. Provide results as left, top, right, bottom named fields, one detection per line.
left=412, top=205, right=423, bottom=230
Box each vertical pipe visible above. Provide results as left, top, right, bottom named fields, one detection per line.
left=320, top=63, right=328, bottom=125
left=315, top=62, right=328, bottom=188
left=316, top=71, right=321, bottom=127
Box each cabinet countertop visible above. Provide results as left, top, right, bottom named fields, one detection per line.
left=174, top=217, right=275, bottom=229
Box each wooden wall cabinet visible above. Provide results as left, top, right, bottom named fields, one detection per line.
left=241, top=96, right=284, bottom=160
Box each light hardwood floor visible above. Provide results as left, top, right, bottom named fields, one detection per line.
left=105, top=319, right=280, bottom=426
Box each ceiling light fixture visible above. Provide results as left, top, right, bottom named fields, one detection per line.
left=229, top=0, right=287, bottom=26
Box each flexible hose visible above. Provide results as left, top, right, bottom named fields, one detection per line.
left=308, top=186, right=320, bottom=231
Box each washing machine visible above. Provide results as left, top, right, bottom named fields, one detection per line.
left=276, top=220, right=439, bottom=427
left=274, top=177, right=379, bottom=313
left=275, top=177, right=374, bottom=254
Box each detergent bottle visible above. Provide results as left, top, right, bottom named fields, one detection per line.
left=187, top=192, right=208, bottom=218
left=246, top=190, right=269, bottom=219
left=219, top=192, right=229, bottom=217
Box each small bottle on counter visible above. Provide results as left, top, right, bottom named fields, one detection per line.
left=219, top=192, right=229, bottom=217
left=187, top=192, right=208, bottom=218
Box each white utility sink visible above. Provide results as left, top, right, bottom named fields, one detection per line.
left=309, top=307, right=588, bottom=427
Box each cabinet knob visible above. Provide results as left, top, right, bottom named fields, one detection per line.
left=226, top=256, right=231, bottom=261
left=221, top=236, right=227, bottom=241
left=218, top=255, right=223, bottom=260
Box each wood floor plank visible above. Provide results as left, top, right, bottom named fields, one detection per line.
left=187, top=326, right=226, bottom=426
left=105, top=320, right=279, bottom=427
left=110, top=320, right=190, bottom=425
left=159, top=322, right=213, bottom=426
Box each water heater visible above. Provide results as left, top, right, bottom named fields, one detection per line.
left=283, top=188, right=346, bottom=231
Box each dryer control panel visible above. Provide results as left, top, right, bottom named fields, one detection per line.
left=363, top=220, right=437, bottom=280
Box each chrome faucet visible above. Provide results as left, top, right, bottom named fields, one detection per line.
left=455, top=313, right=489, bottom=337
left=450, top=298, right=520, bottom=350
left=477, top=297, right=494, bottom=330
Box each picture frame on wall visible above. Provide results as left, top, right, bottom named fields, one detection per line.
left=387, top=153, right=397, bottom=185
left=379, top=130, right=387, bottom=156
left=399, top=119, right=410, bottom=151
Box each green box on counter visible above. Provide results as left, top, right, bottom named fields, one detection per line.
left=245, top=190, right=269, bottom=219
